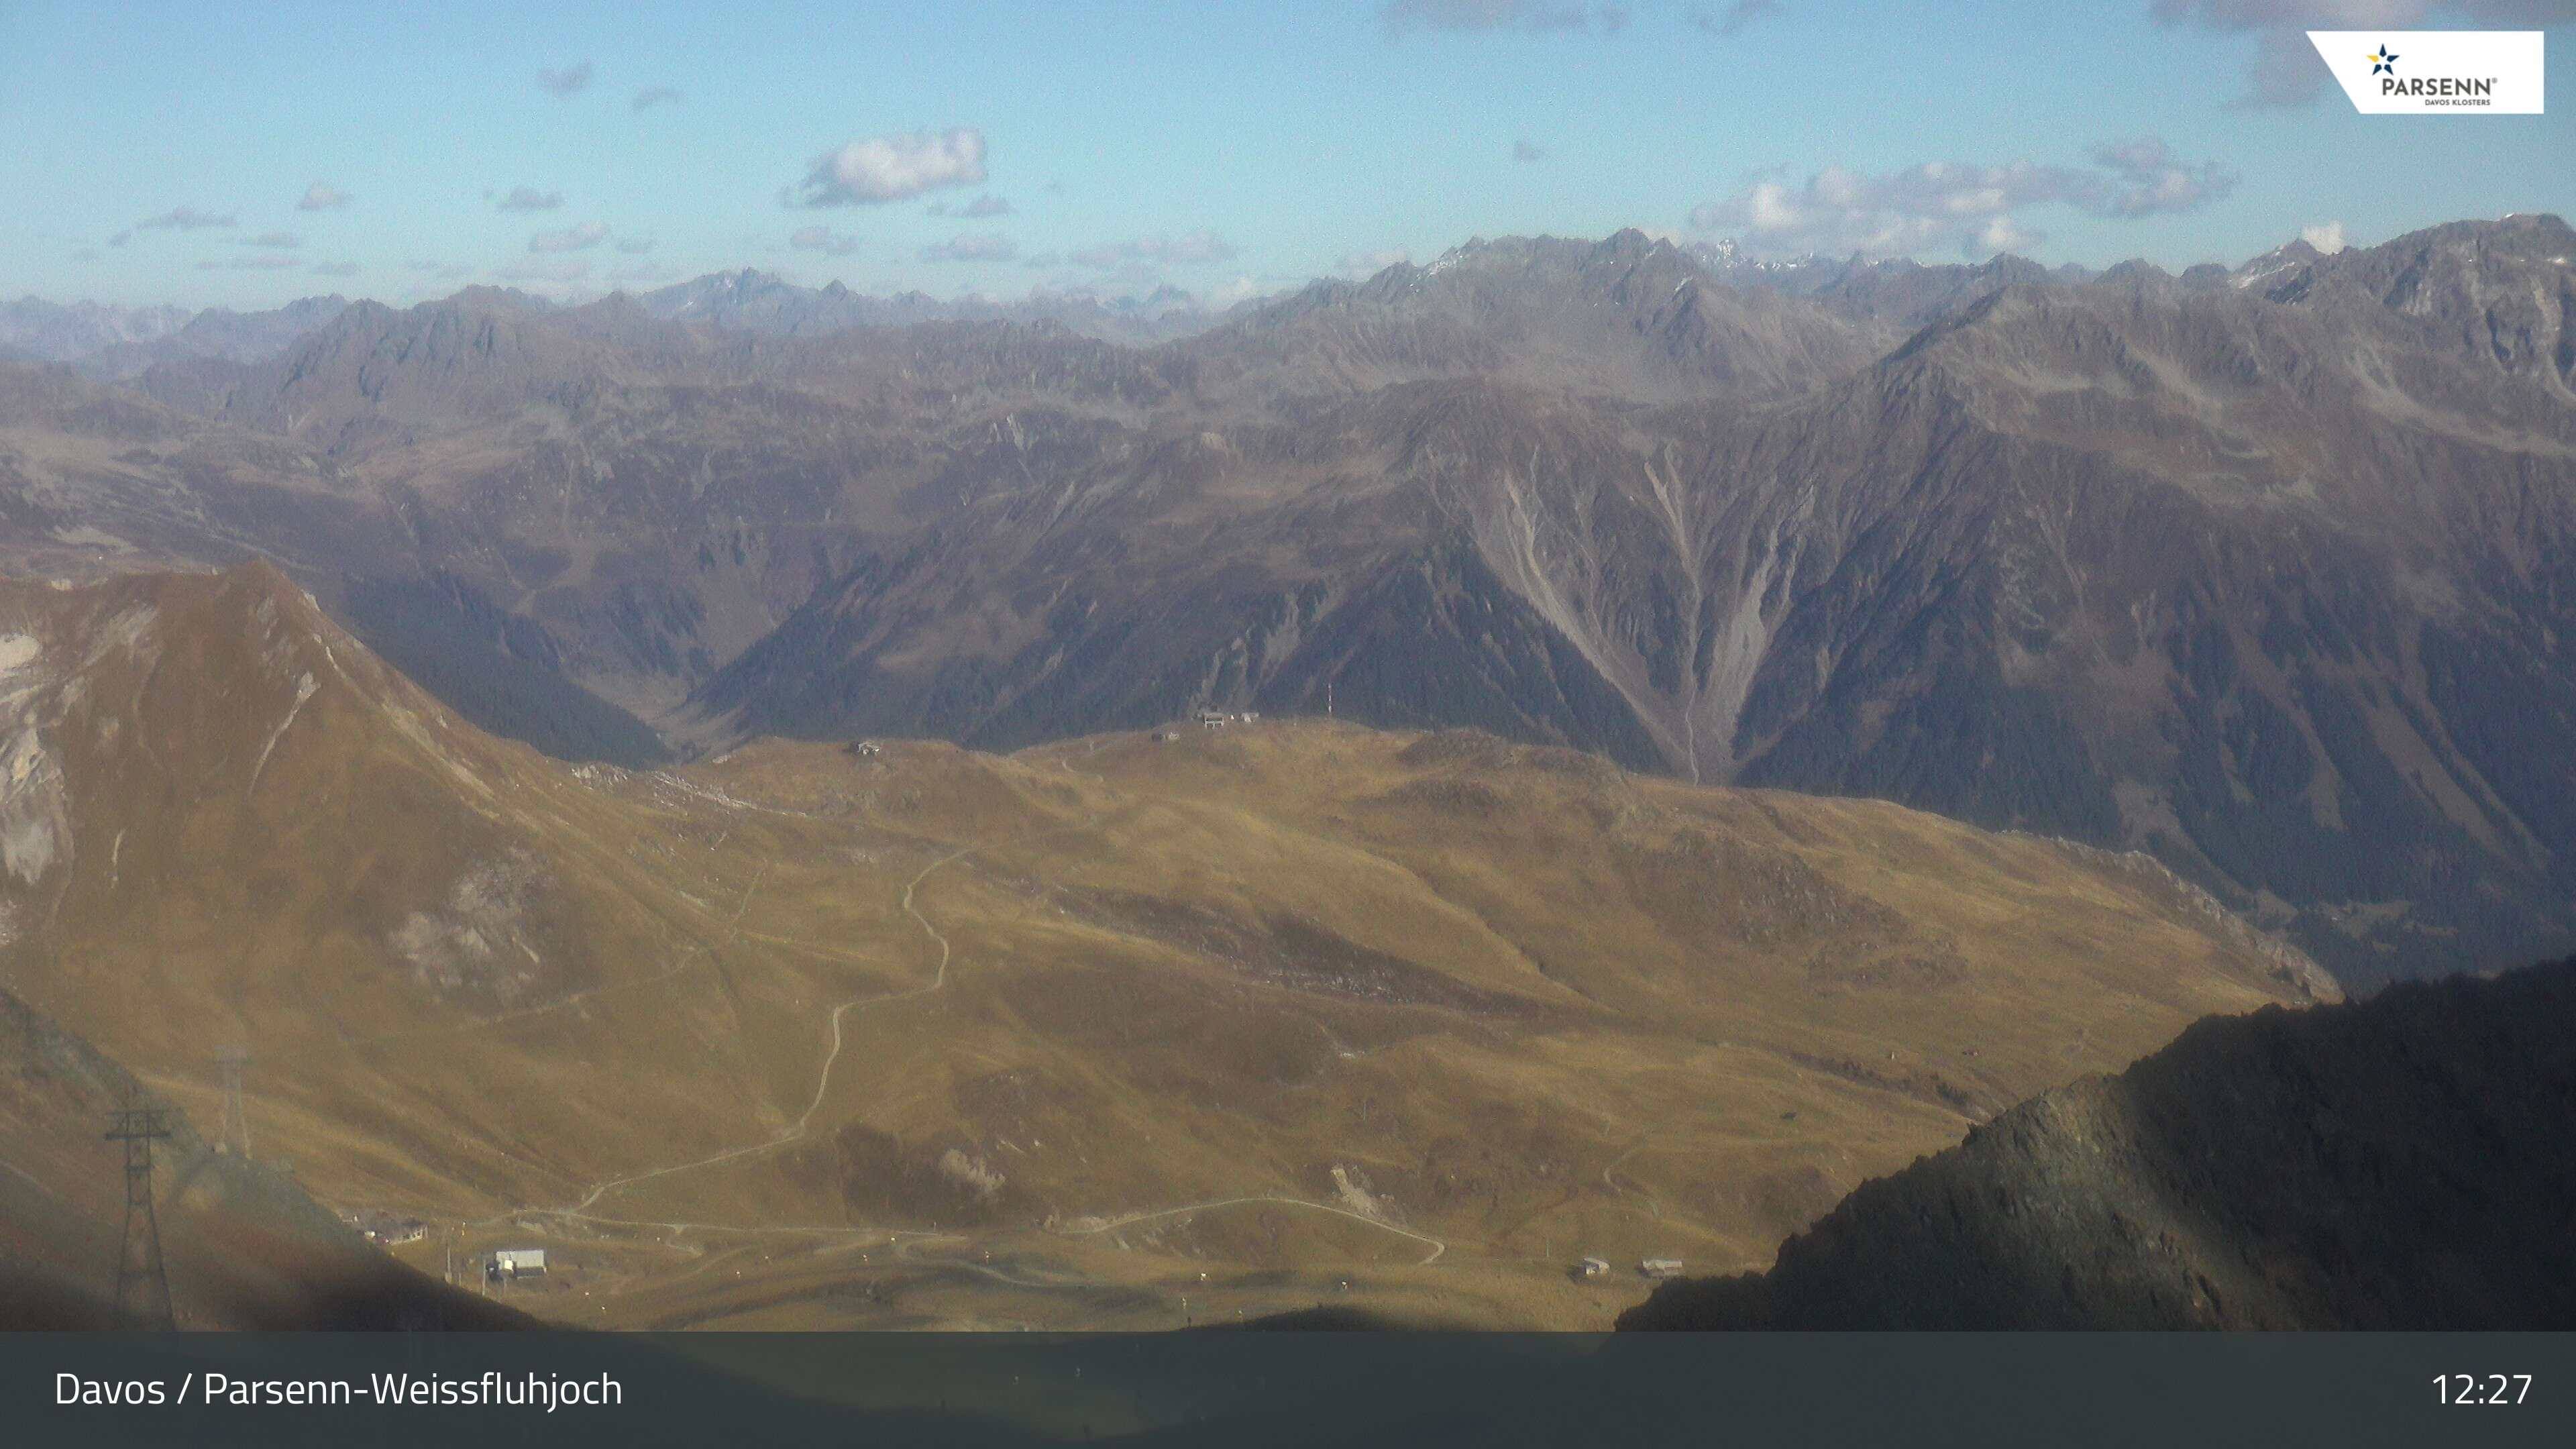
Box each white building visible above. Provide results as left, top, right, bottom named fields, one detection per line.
left=490, top=1248, right=548, bottom=1278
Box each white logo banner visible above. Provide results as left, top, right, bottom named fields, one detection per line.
left=2306, top=31, right=2544, bottom=114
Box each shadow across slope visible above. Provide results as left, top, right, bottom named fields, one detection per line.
left=1621, top=955, right=2576, bottom=1330
left=0, top=986, right=531, bottom=1331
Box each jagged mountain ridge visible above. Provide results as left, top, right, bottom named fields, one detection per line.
left=0, top=297, right=195, bottom=364
left=1, top=217, right=2571, bottom=983
left=1, top=294, right=353, bottom=381
left=635, top=268, right=1263, bottom=345
left=694, top=219, right=2576, bottom=985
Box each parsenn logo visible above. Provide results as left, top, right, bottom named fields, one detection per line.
left=2307, top=31, right=2544, bottom=114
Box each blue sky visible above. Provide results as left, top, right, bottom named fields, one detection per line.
left=3, top=0, right=2571, bottom=309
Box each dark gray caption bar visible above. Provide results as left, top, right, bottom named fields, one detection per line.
left=7, top=1331, right=2573, bottom=1447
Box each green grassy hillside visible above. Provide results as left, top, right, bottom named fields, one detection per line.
left=0, top=564, right=2329, bottom=1328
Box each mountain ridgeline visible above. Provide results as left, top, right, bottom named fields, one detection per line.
left=0, top=564, right=2328, bottom=1330
left=3, top=217, right=2573, bottom=985
left=1619, top=954, right=2576, bottom=1330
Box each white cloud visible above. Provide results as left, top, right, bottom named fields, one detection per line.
left=1693, top=0, right=1784, bottom=34
left=297, top=182, right=352, bottom=211
left=2084, top=137, right=2235, bottom=216
left=497, top=187, right=564, bottom=213
left=2300, top=220, right=2348, bottom=254
left=240, top=231, right=302, bottom=250
left=529, top=221, right=610, bottom=253
left=631, top=85, right=682, bottom=112
left=1337, top=248, right=1411, bottom=276
left=135, top=206, right=235, bottom=231
left=1070, top=230, right=1239, bottom=270
left=930, top=193, right=1014, bottom=218
left=1208, top=276, right=1265, bottom=307
left=796, top=127, right=987, bottom=207
left=1382, top=0, right=1627, bottom=32
left=790, top=225, right=861, bottom=256
left=1975, top=215, right=2041, bottom=254
left=1385, top=0, right=1531, bottom=27
left=918, top=232, right=1018, bottom=263
left=496, top=257, right=590, bottom=282
left=1688, top=141, right=2237, bottom=258
left=311, top=261, right=360, bottom=277
left=537, top=62, right=593, bottom=98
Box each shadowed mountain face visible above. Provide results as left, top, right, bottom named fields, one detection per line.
left=1618, top=954, right=2576, bottom=1331
left=2, top=217, right=2573, bottom=983
left=0, top=564, right=2326, bottom=1329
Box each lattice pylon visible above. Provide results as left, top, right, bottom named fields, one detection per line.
left=104, top=1093, right=176, bottom=1330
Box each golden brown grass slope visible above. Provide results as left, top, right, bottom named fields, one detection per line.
left=0, top=564, right=2331, bottom=1328
left=0, top=985, right=531, bottom=1330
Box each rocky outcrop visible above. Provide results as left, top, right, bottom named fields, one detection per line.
left=1619, top=955, right=2576, bottom=1330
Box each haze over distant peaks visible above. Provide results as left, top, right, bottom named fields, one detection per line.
left=3, top=215, right=2572, bottom=986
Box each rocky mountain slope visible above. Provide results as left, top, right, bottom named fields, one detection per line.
left=2, top=217, right=2569, bottom=984
left=1619, top=953, right=2576, bottom=1330
left=0, top=564, right=2324, bottom=1328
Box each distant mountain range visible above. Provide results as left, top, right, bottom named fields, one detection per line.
left=0, top=266, right=1259, bottom=379
left=0, top=294, right=354, bottom=380
left=2, top=216, right=2571, bottom=986
left=633, top=268, right=1265, bottom=343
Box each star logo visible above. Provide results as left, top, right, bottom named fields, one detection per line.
left=2368, top=44, right=2399, bottom=76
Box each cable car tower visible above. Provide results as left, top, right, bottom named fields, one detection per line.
left=104, top=1091, right=176, bottom=1330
